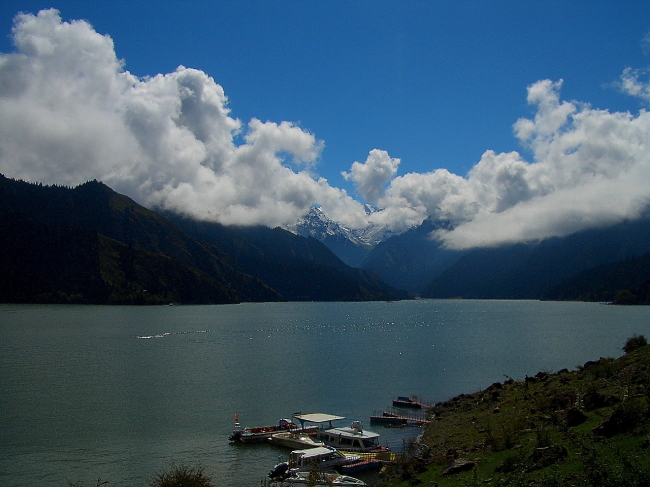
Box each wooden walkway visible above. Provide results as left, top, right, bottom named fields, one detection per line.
left=370, top=409, right=430, bottom=425
left=339, top=450, right=399, bottom=462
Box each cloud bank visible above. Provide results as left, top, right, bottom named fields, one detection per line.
left=0, top=9, right=368, bottom=228
left=1, top=9, right=650, bottom=249
left=350, top=78, right=650, bottom=249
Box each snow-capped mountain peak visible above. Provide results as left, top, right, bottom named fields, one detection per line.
left=286, top=207, right=368, bottom=245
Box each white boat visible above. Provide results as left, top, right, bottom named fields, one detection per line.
left=317, top=420, right=388, bottom=453
left=276, top=471, right=367, bottom=486
left=292, top=414, right=389, bottom=453
left=270, top=431, right=325, bottom=449
left=269, top=447, right=360, bottom=479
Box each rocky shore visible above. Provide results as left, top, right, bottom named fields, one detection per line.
left=381, top=335, right=650, bottom=487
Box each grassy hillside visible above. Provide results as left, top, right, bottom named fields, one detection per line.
left=382, top=336, right=650, bottom=487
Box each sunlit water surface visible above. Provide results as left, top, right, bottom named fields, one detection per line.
left=1, top=300, right=649, bottom=486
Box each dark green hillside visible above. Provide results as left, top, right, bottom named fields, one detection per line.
left=543, top=252, right=650, bottom=303
left=0, top=207, right=264, bottom=305
left=97, top=236, right=241, bottom=304
left=361, top=219, right=462, bottom=294
left=383, top=337, right=650, bottom=487
left=0, top=175, right=281, bottom=304
left=0, top=175, right=403, bottom=304
left=0, top=212, right=108, bottom=303
left=162, top=214, right=407, bottom=302
left=424, top=243, right=534, bottom=298
left=424, top=217, right=650, bottom=299
left=611, top=277, right=650, bottom=305
left=0, top=175, right=235, bottom=274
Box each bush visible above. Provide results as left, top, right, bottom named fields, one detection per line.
left=593, top=398, right=648, bottom=437
left=150, top=464, right=214, bottom=487
left=623, top=334, right=648, bottom=354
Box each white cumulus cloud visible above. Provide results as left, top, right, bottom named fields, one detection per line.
left=341, top=149, right=400, bottom=203
left=341, top=77, right=650, bottom=249
left=427, top=80, right=650, bottom=248
left=0, top=9, right=366, bottom=228
left=2, top=9, right=650, bottom=250
left=619, top=67, right=650, bottom=103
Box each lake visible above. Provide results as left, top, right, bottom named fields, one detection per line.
left=1, top=300, right=649, bottom=486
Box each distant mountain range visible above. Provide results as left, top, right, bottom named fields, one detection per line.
left=0, top=175, right=405, bottom=304
left=285, top=206, right=650, bottom=302
left=3, top=173, right=650, bottom=305
left=422, top=215, right=650, bottom=300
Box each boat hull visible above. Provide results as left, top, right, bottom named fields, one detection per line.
left=275, top=472, right=366, bottom=487
left=269, top=432, right=325, bottom=450
left=269, top=447, right=361, bottom=479
left=392, top=396, right=432, bottom=409
left=233, top=430, right=276, bottom=443
left=339, top=458, right=384, bottom=474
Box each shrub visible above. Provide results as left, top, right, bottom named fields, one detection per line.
left=615, top=289, right=637, bottom=305
left=592, top=398, right=648, bottom=437
left=623, top=334, right=648, bottom=354
left=67, top=480, right=110, bottom=487
left=150, top=464, right=214, bottom=487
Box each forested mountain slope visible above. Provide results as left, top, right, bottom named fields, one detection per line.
left=0, top=175, right=403, bottom=304
left=423, top=217, right=650, bottom=299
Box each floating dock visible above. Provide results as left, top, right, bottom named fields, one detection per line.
left=370, top=409, right=429, bottom=425
left=339, top=450, right=398, bottom=462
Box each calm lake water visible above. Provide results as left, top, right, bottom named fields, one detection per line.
left=1, top=300, right=649, bottom=486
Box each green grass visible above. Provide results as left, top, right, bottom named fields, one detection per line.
left=380, top=340, right=650, bottom=487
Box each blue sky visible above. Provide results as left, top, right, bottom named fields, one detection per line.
left=2, top=1, right=650, bottom=248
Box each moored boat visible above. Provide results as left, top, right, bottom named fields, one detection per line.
left=268, top=446, right=361, bottom=479
left=392, top=396, right=432, bottom=409
left=317, top=420, right=389, bottom=453
left=229, top=414, right=296, bottom=443
left=370, top=411, right=408, bottom=425
left=270, top=431, right=325, bottom=449
left=292, top=413, right=389, bottom=453
left=273, top=471, right=367, bottom=486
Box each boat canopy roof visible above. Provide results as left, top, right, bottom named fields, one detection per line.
left=292, top=446, right=338, bottom=458
left=293, top=413, right=345, bottom=423
left=324, top=426, right=380, bottom=440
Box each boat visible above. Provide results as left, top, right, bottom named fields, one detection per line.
left=268, top=446, right=361, bottom=479
left=292, top=413, right=389, bottom=453
left=370, top=410, right=408, bottom=425
left=392, top=396, right=432, bottom=409
left=273, top=471, right=367, bottom=486
left=270, top=431, right=325, bottom=449
left=229, top=414, right=296, bottom=443
left=318, top=420, right=389, bottom=453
